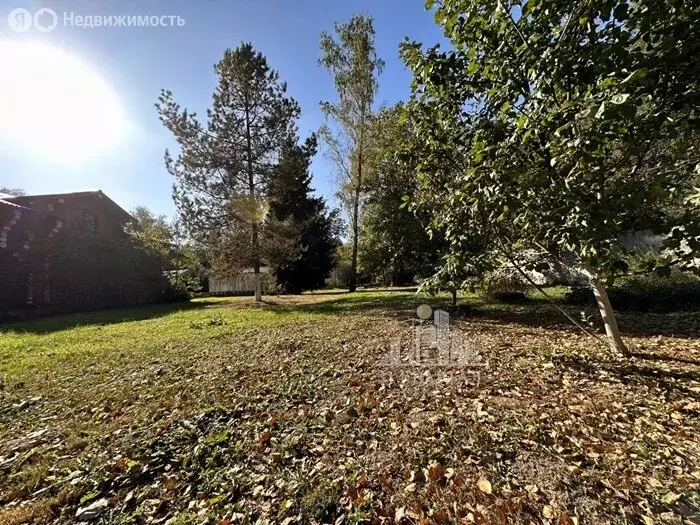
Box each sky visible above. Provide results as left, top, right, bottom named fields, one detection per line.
left=0, top=0, right=446, bottom=218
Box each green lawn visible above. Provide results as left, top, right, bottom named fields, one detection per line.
left=1, top=290, right=699, bottom=524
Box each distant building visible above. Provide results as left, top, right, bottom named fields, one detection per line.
left=0, top=190, right=165, bottom=319
left=209, top=266, right=271, bottom=295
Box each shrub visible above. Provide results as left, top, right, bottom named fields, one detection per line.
left=163, top=278, right=191, bottom=303
left=480, top=268, right=530, bottom=302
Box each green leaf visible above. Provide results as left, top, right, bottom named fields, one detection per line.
left=522, top=0, right=540, bottom=17
left=621, top=68, right=648, bottom=85
left=598, top=76, right=617, bottom=89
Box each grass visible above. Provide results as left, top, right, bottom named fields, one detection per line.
left=1, top=289, right=699, bottom=524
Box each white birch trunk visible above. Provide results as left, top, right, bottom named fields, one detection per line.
left=582, top=268, right=629, bottom=356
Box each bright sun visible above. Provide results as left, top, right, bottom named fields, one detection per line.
left=0, top=41, right=127, bottom=165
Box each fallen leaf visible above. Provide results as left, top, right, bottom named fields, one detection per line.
left=428, top=463, right=446, bottom=482
left=661, top=492, right=680, bottom=504
left=75, top=499, right=108, bottom=521
left=477, top=477, right=492, bottom=494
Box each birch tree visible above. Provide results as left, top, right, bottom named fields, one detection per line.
left=319, top=15, right=384, bottom=293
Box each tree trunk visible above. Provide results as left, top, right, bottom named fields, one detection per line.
left=585, top=270, right=629, bottom=356
left=244, top=92, right=262, bottom=302
left=348, top=155, right=362, bottom=293
left=451, top=288, right=457, bottom=308
left=252, top=224, right=262, bottom=302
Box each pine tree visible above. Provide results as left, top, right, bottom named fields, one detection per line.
left=156, top=43, right=299, bottom=301
left=266, top=135, right=341, bottom=293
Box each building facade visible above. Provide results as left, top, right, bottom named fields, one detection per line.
left=0, top=191, right=166, bottom=319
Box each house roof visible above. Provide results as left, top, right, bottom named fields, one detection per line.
left=0, top=198, right=34, bottom=211
left=3, top=190, right=132, bottom=221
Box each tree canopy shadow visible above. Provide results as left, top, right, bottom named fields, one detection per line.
left=454, top=304, right=700, bottom=340
left=629, top=351, right=700, bottom=366
left=0, top=300, right=220, bottom=335
left=554, top=354, right=700, bottom=400
left=271, top=291, right=700, bottom=342
left=277, top=292, right=446, bottom=317
left=299, top=287, right=417, bottom=296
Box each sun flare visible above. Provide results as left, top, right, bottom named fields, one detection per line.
left=0, top=41, right=127, bottom=165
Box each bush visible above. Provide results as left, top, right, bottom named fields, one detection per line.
left=480, top=269, right=530, bottom=302
left=163, top=278, right=191, bottom=303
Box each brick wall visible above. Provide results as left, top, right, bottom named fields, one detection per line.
left=0, top=197, right=167, bottom=319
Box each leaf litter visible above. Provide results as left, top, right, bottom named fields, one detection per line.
left=0, top=295, right=698, bottom=524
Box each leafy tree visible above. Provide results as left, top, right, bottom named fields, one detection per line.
left=326, top=243, right=355, bottom=288
left=127, top=206, right=172, bottom=263
left=266, top=135, right=342, bottom=293
left=319, top=15, right=384, bottom=293
left=359, top=105, right=441, bottom=286
left=0, top=187, right=25, bottom=197
left=156, top=43, right=300, bottom=301
left=401, top=0, right=700, bottom=355
left=127, top=207, right=207, bottom=292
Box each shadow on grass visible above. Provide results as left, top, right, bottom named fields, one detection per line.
left=451, top=303, right=700, bottom=340
left=630, top=352, right=700, bottom=366
left=269, top=291, right=700, bottom=341
left=275, top=292, right=446, bottom=317
left=7, top=288, right=700, bottom=345
left=0, top=300, right=220, bottom=335
left=298, top=287, right=418, bottom=297
left=555, top=354, right=700, bottom=399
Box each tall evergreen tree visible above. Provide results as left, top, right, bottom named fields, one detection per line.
left=266, top=136, right=341, bottom=293
left=156, top=43, right=299, bottom=301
